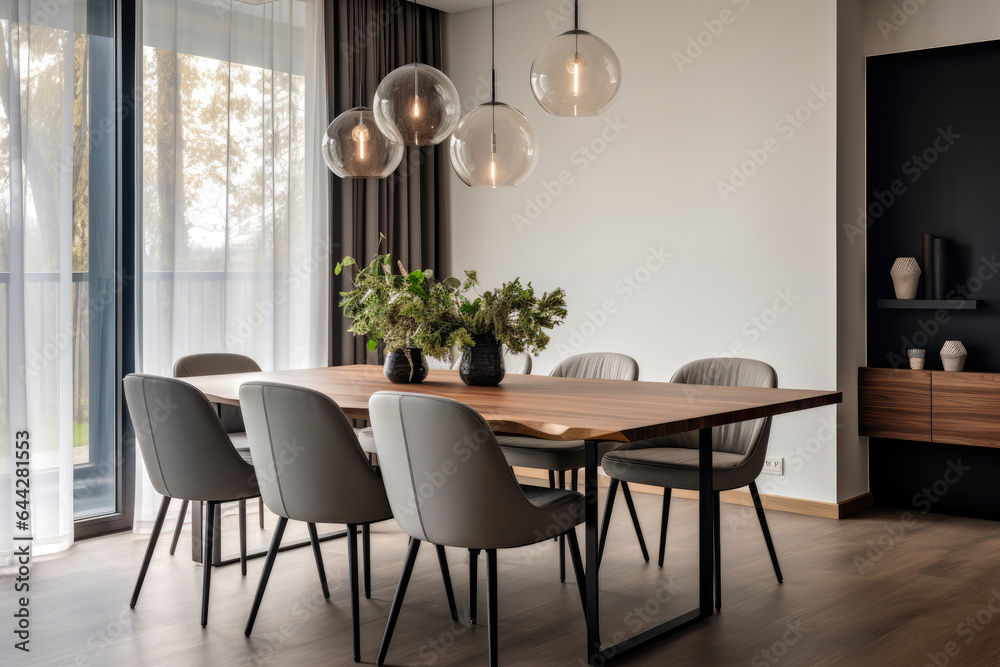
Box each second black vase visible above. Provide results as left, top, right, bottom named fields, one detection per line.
left=459, top=334, right=505, bottom=387
left=383, top=348, right=429, bottom=384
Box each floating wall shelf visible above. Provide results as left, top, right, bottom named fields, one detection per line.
left=876, top=299, right=982, bottom=310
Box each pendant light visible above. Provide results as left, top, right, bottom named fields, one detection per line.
left=322, top=5, right=403, bottom=179
left=373, top=1, right=461, bottom=146
left=529, top=0, right=621, bottom=117
left=450, top=0, right=538, bottom=187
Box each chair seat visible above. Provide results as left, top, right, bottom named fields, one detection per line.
left=602, top=447, right=749, bottom=492
left=520, top=484, right=584, bottom=512
left=497, top=435, right=622, bottom=471
left=356, top=427, right=377, bottom=454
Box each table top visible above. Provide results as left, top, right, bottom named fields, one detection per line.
left=183, top=365, right=842, bottom=443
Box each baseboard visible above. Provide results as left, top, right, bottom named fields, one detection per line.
left=512, top=467, right=874, bottom=520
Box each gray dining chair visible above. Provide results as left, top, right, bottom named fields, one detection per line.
left=171, top=353, right=265, bottom=561
left=601, top=358, right=782, bottom=611
left=369, top=391, right=586, bottom=667
left=124, top=374, right=260, bottom=627
left=240, top=382, right=437, bottom=663
left=496, top=352, right=648, bottom=581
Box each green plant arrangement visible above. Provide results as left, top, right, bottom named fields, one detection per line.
left=336, top=247, right=567, bottom=383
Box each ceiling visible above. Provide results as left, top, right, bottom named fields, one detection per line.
left=417, top=0, right=517, bottom=13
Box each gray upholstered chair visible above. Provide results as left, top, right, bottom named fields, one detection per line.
left=601, top=358, right=782, bottom=611
left=369, top=392, right=586, bottom=667
left=171, top=353, right=265, bottom=561
left=496, top=352, right=648, bottom=580
left=240, top=382, right=410, bottom=662
left=124, top=374, right=260, bottom=627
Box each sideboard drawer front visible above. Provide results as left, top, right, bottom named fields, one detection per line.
left=932, top=373, right=1000, bottom=448
left=859, top=368, right=932, bottom=441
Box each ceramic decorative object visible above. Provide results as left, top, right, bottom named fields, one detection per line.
left=383, top=348, right=429, bottom=384
left=459, top=334, right=506, bottom=387
left=907, top=348, right=926, bottom=370
left=890, top=257, right=922, bottom=300
left=940, top=341, right=968, bottom=372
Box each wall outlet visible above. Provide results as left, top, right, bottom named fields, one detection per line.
left=762, top=457, right=784, bottom=475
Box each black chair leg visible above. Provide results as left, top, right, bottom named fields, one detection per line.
left=131, top=496, right=170, bottom=608
left=308, top=523, right=330, bottom=599
left=363, top=524, right=372, bottom=599
left=168, top=498, right=187, bottom=556
left=469, top=549, right=481, bottom=625
left=377, top=538, right=421, bottom=666
left=486, top=549, right=499, bottom=667
left=714, top=491, right=722, bottom=611
left=750, top=481, right=783, bottom=583
left=245, top=517, right=288, bottom=636
left=658, top=489, right=671, bottom=567
left=565, top=528, right=587, bottom=614
left=436, top=544, right=459, bottom=622
left=258, top=497, right=265, bottom=530
left=201, top=500, right=217, bottom=627
left=549, top=471, right=558, bottom=543
left=621, top=482, right=650, bottom=562
left=571, top=468, right=578, bottom=491
left=239, top=499, right=248, bottom=576
left=598, top=478, right=619, bottom=565
left=558, top=471, right=566, bottom=582
left=347, top=524, right=361, bottom=663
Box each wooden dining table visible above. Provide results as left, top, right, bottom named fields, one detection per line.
left=184, top=364, right=842, bottom=665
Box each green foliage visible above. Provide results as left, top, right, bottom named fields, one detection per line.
left=338, top=251, right=567, bottom=361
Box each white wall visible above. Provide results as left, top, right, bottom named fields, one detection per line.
left=865, top=0, right=1000, bottom=56
left=444, top=0, right=843, bottom=504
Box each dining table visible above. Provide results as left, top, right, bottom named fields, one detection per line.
left=184, top=364, right=842, bottom=665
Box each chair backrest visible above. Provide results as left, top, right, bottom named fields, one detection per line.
left=123, top=374, right=257, bottom=501
left=173, top=353, right=262, bottom=434
left=550, top=352, right=638, bottom=381
left=504, top=350, right=532, bottom=375
left=369, top=391, right=552, bottom=550
left=239, top=382, right=392, bottom=525
left=670, top=358, right=777, bottom=464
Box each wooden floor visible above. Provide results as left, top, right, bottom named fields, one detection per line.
left=11, top=483, right=1000, bottom=667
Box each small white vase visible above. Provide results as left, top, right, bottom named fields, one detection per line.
left=940, top=340, right=968, bottom=372
left=890, top=257, right=921, bottom=300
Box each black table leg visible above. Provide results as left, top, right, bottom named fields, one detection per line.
left=585, top=440, right=601, bottom=662
left=588, top=427, right=716, bottom=664
left=698, top=427, right=714, bottom=616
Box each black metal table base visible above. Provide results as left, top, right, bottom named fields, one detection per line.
left=585, top=427, right=716, bottom=664
left=189, top=500, right=350, bottom=566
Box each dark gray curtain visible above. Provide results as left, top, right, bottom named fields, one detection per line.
left=325, top=0, right=447, bottom=366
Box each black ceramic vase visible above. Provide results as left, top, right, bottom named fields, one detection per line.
left=459, top=334, right=505, bottom=387
left=383, top=348, right=429, bottom=384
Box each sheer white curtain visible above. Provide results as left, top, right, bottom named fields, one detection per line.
left=137, top=0, right=329, bottom=526
left=0, top=0, right=101, bottom=558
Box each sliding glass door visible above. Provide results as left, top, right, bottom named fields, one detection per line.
left=0, top=0, right=128, bottom=554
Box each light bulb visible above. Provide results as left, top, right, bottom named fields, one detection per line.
left=352, top=123, right=370, bottom=160
left=412, top=65, right=421, bottom=117
left=566, top=53, right=586, bottom=96
left=490, top=132, right=497, bottom=189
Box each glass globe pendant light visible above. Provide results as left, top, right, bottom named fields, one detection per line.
left=322, top=7, right=402, bottom=179
left=322, top=103, right=403, bottom=179
left=450, top=0, right=538, bottom=187
left=373, top=3, right=461, bottom=146
left=530, top=0, right=621, bottom=117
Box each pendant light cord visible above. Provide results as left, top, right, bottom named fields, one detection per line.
left=574, top=0, right=579, bottom=30
left=490, top=0, right=497, bottom=103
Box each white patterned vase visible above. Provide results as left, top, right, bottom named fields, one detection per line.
left=890, top=257, right=921, bottom=300
left=940, top=340, right=968, bottom=372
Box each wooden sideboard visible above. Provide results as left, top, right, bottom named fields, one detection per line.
left=859, top=367, right=1000, bottom=448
